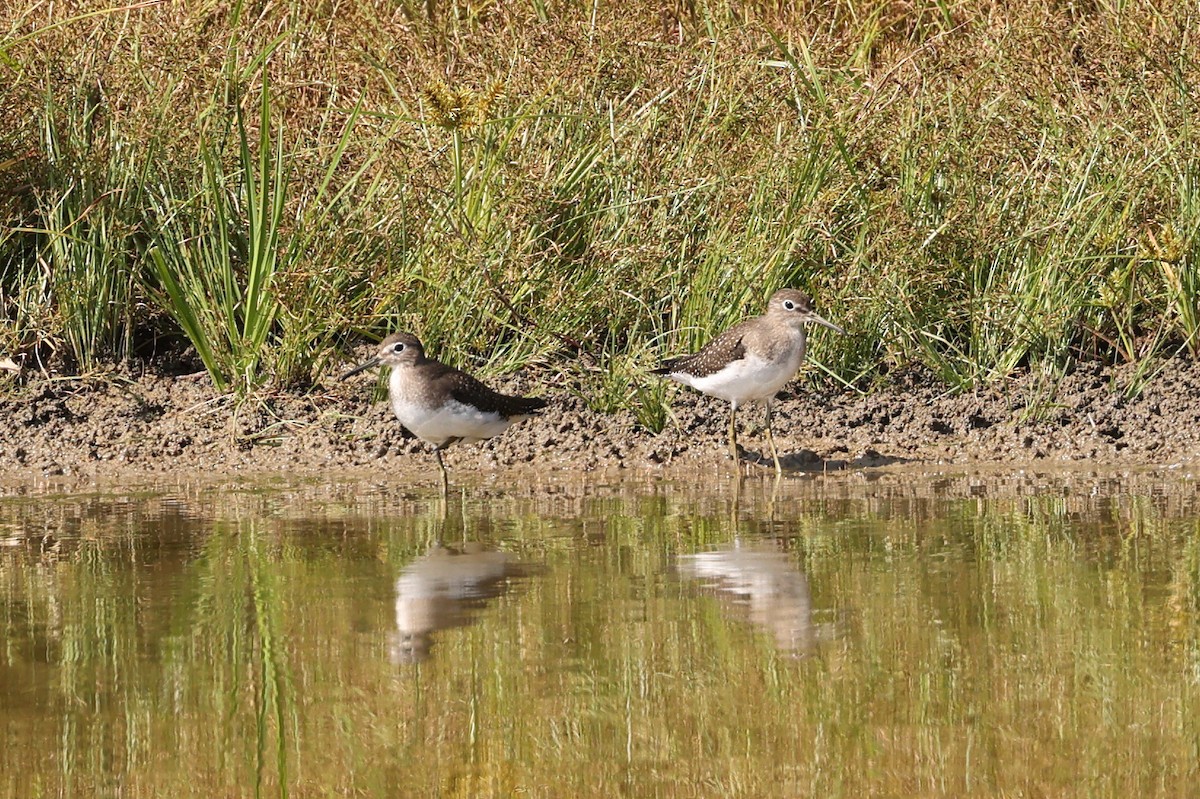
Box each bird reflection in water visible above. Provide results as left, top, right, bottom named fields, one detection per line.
left=391, top=541, right=529, bottom=664
left=677, top=540, right=833, bottom=657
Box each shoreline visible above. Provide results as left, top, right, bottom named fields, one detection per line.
left=3, top=356, right=1199, bottom=483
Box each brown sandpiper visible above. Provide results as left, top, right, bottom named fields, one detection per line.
left=652, top=289, right=845, bottom=474
left=342, top=332, right=548, bottom=490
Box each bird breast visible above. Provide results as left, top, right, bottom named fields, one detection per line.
left=679, top=328, right=806, bottom=406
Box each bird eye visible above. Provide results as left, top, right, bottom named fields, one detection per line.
left=783, top=300, right=796, bottom=310
left=392, top=343, right=405, bottom=353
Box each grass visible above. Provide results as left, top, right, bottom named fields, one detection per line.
left=144, top=81, right=286, bottom=393
left=0, top=0, right=1198, bottom=413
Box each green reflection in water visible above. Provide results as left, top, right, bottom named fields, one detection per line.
left=1, top=471, right=1199, bottom=797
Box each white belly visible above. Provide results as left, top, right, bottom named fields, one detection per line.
left=388, top=367, right=516, bottom=446
left=390, top=395, right=514, bottom=447
left=672, top=349, right=804, bottom=407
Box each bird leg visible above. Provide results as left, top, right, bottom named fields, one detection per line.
left=434, top=447, right=449, bottom=496
left=764, top=401, right=782, bottom=475
left=728, top=404, right=740, bottom=464
left=763, top=398, right=782, bottom=472
left=432, top=437, right=460, bottom=496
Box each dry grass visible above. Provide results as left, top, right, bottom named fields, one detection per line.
left=1, top=1, right=1198, bottom=411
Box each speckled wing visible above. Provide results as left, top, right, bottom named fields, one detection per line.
left=441, top=366, right=548, bottom=418
left=653, top=323, right=748, bottom=378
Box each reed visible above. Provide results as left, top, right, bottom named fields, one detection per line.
left=0, top=0, right=1196, bottom=408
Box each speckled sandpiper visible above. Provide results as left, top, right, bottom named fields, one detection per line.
left=653, top=289, right=845, bottom=474
left=341, top=332, right=548, bottom=490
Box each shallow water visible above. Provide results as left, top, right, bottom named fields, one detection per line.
left=2, top=469, right=1199, bottom=798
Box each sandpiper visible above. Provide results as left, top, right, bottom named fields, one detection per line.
left=653, top=289, right=845, bottom=474
left=341, top=332, right=548, bottom=490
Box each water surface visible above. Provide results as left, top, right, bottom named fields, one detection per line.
left=2, top=469, right=1199, bottom=797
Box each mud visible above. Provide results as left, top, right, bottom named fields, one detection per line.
left=2, top=356, right=1198, bottom=482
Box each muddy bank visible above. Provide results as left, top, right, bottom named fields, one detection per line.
left=2, top=357, right=1199, bottom=481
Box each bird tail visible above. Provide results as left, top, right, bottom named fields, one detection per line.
left=515, top=396, right=549, bottom=414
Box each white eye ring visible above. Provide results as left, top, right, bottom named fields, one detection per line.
left=392, top=343, right=405, bottom=352
left=783, top=300, right=796, bottom=310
